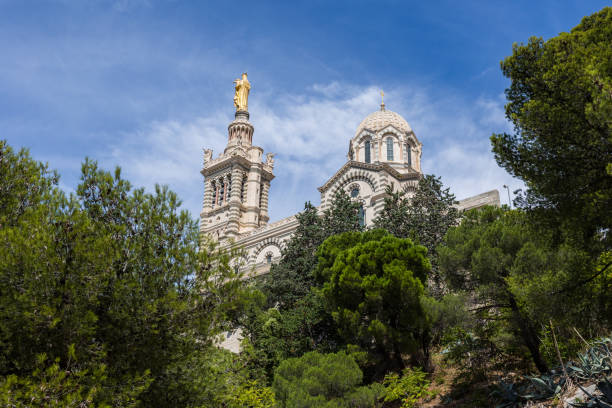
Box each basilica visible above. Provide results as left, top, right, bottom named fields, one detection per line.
left=199, top=75, right=499, bottom=276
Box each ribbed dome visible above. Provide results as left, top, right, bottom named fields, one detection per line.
left=355, top=108, right=411, bottom=136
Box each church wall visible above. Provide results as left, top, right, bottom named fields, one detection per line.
left=229, top=214, right=299, bottom=276
left=218, top=186, right=499, bottom=280
left=320, top=168, right=380, bottom=210
left=457, top=189, right=500, bottom=211
left=254, top=244, right=282, bottom=264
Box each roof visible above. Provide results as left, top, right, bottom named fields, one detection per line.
left=355, top=108, right=412, bottom=136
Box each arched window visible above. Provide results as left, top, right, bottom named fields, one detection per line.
left=358, top=205, right=365, bottom=227
left=266, top=253, right=272, bottom=264
left=226, top=175, right=232, bottom=201
left=386, top=138, right=394, bottom=161
left=240, top=175, right=247, bottom=203
left=407, top=145, right=412, bottom=167
left=364, top=141, right=371, bottom=163
left=218, top=180, right=224, bottom=206
left=211, top=181, right=217, bottom=208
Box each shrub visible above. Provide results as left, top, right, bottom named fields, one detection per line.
left=272, top=351, right=383, bottom=408
left=383, top=367, right=433, bottom=408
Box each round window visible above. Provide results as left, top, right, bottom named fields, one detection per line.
left=350, top=187, right=359, bottom=198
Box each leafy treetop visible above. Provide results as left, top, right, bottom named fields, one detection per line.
left=491, top=7, right=612, bottom=247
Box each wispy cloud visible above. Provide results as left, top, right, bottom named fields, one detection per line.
left=0, top=0, right=596, bottom=223
left=108, top=82, right=522, bottom=220
left=106, top=112, right=230, bottom=217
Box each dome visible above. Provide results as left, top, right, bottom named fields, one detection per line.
left=355, top=108, right=411, bottom=137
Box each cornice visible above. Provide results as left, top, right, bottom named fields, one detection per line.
left=317, top=161, right=420, bottom=193
left=201, top=155, right=275, bottom=181
left=201, top=155, right=250, bottom=175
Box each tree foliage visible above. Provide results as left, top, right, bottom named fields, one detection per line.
left=261, top=202, right=325, bottom=309
left=439, top=207, right=550, bottom=372
left=375, top=176, right=459, bottom=253
left=245, top=190, right=364, bottom=377
left=491, top=7, right=612, bottom=247
left=272, top=351, right=383, bottom=408
left=239, top=290, right=341, bottom=380
left=315, top=230, right=431, bottom=374
left=0, top=141, right=250, bottom=406
left=373, top=185, right=412, bottom=239
left=2, top=7, right=610, bottom=401
left=437, top=206, right=611, bottom=373
left=382, top=367, right=432, bottom=408
left=320, top=189, right=364, bottom=238
left=0, top=140, right=59, bottom=226
left=164, top=346, right=275, bottom=408
left=406, top=175, right=459, bottom=258
left=477, top=8, right=612, bottom=375
left=0, top=350, right=149, bottom=408
left=374, top=176, right=459, bottom=294
left=263, top=190, right=363, bottom=310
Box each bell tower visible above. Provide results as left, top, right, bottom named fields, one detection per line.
left=200, top=74, right=275, bottom=241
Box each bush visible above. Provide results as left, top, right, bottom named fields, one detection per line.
left=0, top=349, right=149, bottom=407
left=382, top=367, right=433, bottom=408
left=272, top=351, right=383, bottom=408
left=228, top=380, right=276, bottom=408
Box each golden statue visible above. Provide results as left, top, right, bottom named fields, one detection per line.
left=233, top=73, right=251, bottom=111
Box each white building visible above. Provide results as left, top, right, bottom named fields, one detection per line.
left=200, top=94, right=499, bottom=276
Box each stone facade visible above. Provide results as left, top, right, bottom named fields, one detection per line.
left=200, top=103, right=500, bottom=277
left=200, top=110, right=275, bottom=242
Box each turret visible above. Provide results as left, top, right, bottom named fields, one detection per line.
left=199, top=74, right=275, bottom=241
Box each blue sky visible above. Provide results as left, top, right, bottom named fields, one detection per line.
left=1, top=0, right=607, bottom=221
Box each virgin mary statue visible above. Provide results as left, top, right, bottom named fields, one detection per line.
left=233, top=73, right=251, bottom=111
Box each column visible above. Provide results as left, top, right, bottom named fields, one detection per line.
left=259, top=181, right=270, bottom=223
left=244, top=164, right=262, bottom=229
left=226, top=168, right=244, bottom=237
left=202, top=179, right=213, bottom=212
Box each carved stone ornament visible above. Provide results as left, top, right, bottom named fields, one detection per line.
left=203, top=148, right=213, bottom=164
left=266, top=153, right=275, bottom=167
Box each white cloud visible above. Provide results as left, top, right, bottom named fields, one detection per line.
left=106, top=112, right=230, bottom=217
left=107, top=82, right=523, bottom=220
